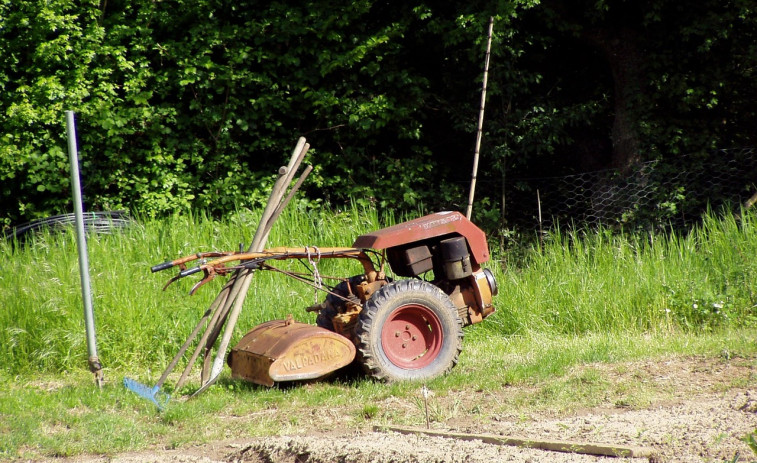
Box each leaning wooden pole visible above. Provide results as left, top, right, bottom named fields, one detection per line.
left=193, top=138, right=310, bottom=396
left=200, top=143, right=304, bottom=368
left=466, top=16, right=494, bottom=220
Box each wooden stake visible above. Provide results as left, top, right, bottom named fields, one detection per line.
left=744, top=191, right=757, bottom=210
left=421, top=385, right=430, bottom=429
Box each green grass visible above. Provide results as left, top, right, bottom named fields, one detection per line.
left=458, top=328, right=757, bottom=408
left=1, top=204, right=757, bottom=459
left=485, top=210, right=757, bottom=336
left=2, top=329, right=755, bottom=459
left=0, top=203, right=393, bottom=374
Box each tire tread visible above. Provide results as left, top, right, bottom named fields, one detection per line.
left=355, top=279, right=463, bottom=381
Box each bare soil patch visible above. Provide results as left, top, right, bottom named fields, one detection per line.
left=50, top=356, right=757, bottom=463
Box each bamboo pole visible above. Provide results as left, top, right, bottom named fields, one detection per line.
left=465, top=17, right=494, bottom=220
left=537, top=189, right=544, bottom=250
left=744, top=191, right=757, bottom=210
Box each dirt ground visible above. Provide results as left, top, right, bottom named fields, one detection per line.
left=53, top=356, right=757, bottom=463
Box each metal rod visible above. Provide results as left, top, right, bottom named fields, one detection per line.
left=466, top=17, right=495, bottom=220
left=66, top=111, right=103, bottom=387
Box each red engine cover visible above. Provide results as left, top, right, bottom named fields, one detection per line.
left=352, top=211, right=490, bottom=265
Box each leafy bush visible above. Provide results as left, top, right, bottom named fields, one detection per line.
left=0, top=1, right=518, bottom=228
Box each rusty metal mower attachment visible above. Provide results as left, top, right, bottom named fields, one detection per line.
left=144, top=211, right=497, bottom=391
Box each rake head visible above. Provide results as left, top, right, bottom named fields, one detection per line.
left=123, top=377, right=171, bottom=410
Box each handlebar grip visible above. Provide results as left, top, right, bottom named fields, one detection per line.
left=151, top=261, right=174, bottom=273
left=179, top=266, right=202, bottom=278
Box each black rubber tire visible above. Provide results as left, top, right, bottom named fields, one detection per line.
left=355, top=279, right=463, bottom=382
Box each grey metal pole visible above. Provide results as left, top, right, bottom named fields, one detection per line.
left=66, top=111, right=103, bottom=387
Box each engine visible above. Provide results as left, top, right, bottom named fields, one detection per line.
left=316, top=211, right=497, bottom=332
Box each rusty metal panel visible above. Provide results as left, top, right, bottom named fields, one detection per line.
left=228, top=319, right=355, bottom=387
left=352, top=211, right=490, bottom=265
left=228, top=349, right=276, bottom=387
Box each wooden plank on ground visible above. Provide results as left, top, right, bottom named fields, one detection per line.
left=373, top=425, right=658, bottom=460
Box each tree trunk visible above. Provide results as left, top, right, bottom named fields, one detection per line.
left=586, top=27, right=644, bottom=172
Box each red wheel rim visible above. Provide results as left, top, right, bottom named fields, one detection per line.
left=380, top=304, right=443, bottom=369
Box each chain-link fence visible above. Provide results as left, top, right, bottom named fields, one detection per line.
left=497, top=148, right=757, bottom=233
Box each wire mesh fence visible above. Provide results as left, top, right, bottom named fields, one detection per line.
left=497, top=147, right=757, bottom=233
left=3, top=210, right=135, bottom=241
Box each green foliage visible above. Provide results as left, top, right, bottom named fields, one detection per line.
left=1, top=0, right=756, bottom=245
left=0, top=1, right=528, bottom=227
